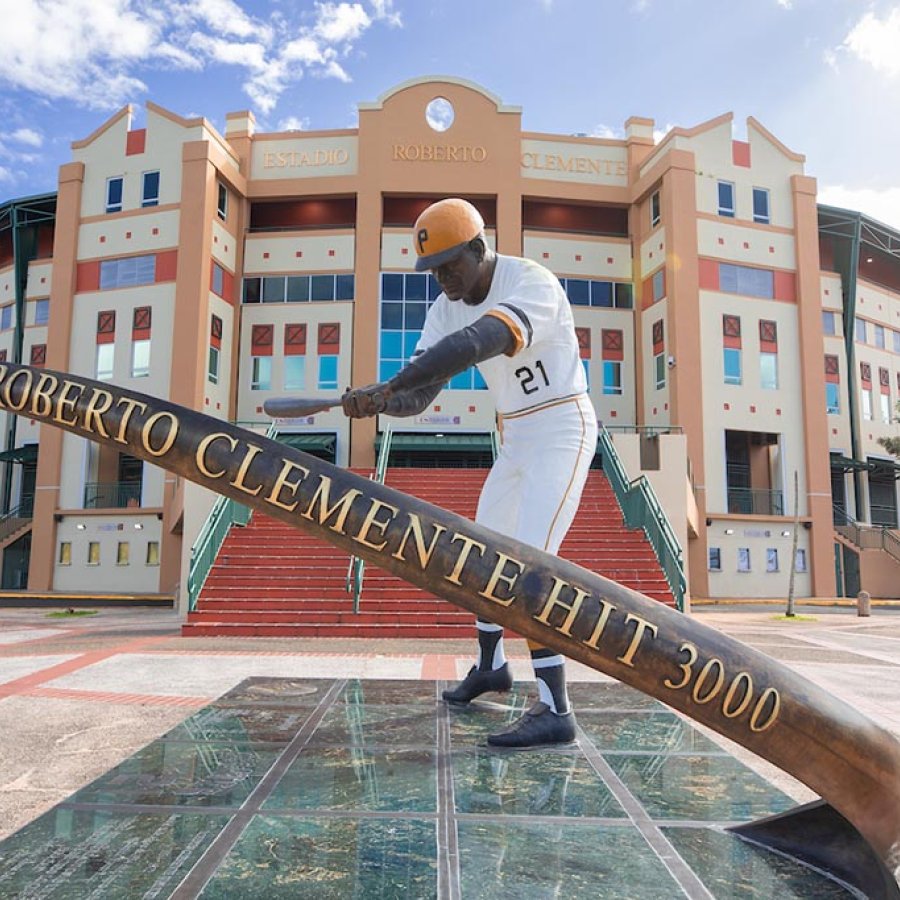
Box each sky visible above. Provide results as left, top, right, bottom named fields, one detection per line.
left=1, top=0, right=899, bottom=230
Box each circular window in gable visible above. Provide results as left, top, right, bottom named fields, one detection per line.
left=425, top=97, right=454, bottom=132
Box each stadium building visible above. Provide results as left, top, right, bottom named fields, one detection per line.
left=0, top=76, right=897, bottom=609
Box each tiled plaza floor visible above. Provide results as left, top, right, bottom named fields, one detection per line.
left=0, top=605, right=898, bottom=897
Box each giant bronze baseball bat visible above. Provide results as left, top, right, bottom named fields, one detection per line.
left=1, top=363, right=897, bottom=895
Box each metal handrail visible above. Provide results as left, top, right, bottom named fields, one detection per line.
left=186, top=424, right=274, bottom=611
left=0, top=494, right=34, bottom=544
left=490, top=428, right=501, bottom=461
left=346, top=425, right=393, bottom=612
left=83, top=480, right=142, bottom=509
left=834, top=504, right=900, bottom=565
left=597, top=426, right=686, bottom=611
left=726, top=487, right=785, bottom=517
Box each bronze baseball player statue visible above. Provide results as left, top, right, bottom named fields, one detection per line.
left=342, top=198, right=596, bottom=748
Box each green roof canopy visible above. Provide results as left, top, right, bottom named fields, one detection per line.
left=276, top=433, right=336, bottom=453
left=829, top=454, right=874, bottom=473
left=375, top=432, right=493, bottom=452
left=0, top=445, right=38, bottom=465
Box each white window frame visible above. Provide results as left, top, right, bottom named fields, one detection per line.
left=760, top=351, right=778, bottom=390
left=766, top=548, right=779, bottom=572
left=752, top=187, right=770, bottom=224
left=723, top=347, right=742, bottom=385
left=141, top=170, right=160, bottom=208
left=650, top=190, right=660, bottom=227
left=737, top=547, right=751, bottom=572
left=106, top=176, right=123, bottom=214
left=131, top=338, right=151, bottom=378
left=208, top=345, right=220, bottom=385
left=708, top=547, right=721, bottom=571
left=654, top=352, right=666, bottom=390
left=95, top=343, right=115, bottom=381
left=717, top=180, right=735, bottom=217
left=217, top=182, right=228, bottom=221
left=251, top=355, right=272, bottom=391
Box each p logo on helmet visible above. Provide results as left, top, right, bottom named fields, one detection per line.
left=412, top=198, right=484, bottom=272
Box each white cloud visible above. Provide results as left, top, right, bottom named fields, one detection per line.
left=0, top=0, right=401, bottom=115
left=843, top=8, right=900, bottom=77
left=776, top=0, right=792, bottom=9
left=591, top=124, right=622, bottom=140
left=819, top=184, right=900, bottom=232
left=278, top=116, right=310, bottom=131
left=10, top=128, right=43, bottom=147
left=315, top=3, right=371, bottom=43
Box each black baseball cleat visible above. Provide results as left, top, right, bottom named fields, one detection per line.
left=442, top=663, right=513, bottom=705
left=486, top=702, right=576, bottom=749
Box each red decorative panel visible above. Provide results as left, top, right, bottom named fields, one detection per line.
left=759, top=319, right=778, bottom=353
left=251, top=324, right=274, bottom=356
left=601, top=329, right=623, bottom=361
left=30, top=344, right=46, bottom=367
left=125, top=129, right=146, bottom=155
left=132, top=306, right=152, bottom=340
left=698, top=258, right=719, bottom=291
left=76, top=260, right=101, bottom=293
left=318, top=323, right=340, bottom=353
left=723, top=314, right=742, bottom=349
left=652, top=319, right=664, bottom=354
left=210, top=314, right=223, bottom=350
left=773, top=270, right=796, bottom=302
left=285, top=323, right=307, bottom=356
left=860, top=362, right=872, bottom=385
left=732, top=140, right=751, bottom=167
left=575, top=327, right=591, bottom=359
left=155, top=249, right=178, bottom=282
left=824, top=355, right=840, bottom=383
left=879, top=367, right=891, bottom=393
left=96, top=310, right=116, bottom=345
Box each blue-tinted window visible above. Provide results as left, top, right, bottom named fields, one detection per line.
left=405, top=274, right=427, bottom=301
left=582, top=359, right=591, bottom=391
left=286, top=276, right=309, bottom=302
left=590, top=281, right=612, bottom=307
left=652, top=269, right=665, bottom=302
left=822, top=311, right=835, bottom=335
left=34, top=299, right=49, bottom=325
left=719, top=264, right=774, bottom=299
left=724, top=347, right=742, bottom=384
left=381, top=303, right=403, bottom=329
left=566, top=279, right=590, bottom=305
left=826, top=382, right=840, bottom=414
left=603, top=360, right=622, bottom=395
left=855, top=318, right=866, bottom=343
left=718, top=181, right=735, bottom=217
left=708, top=547, right=721, bottom=571
left=141, top=171, right=160, bottom=208
left=262, top=277, right=286, bottom=303
left=428, top=275, right=442, bottom=300
left=318, top=355, right=338, bottom=390
left=614, top=283, right=633, bottom=309
left=381, top=274, right=404, bottom=301
left=311, top=275, right=334, bottom=301
left=380, top=331, right=403, bottom=359
left=251, top=356, right=271, bottom=391
left=106, top=177, right=123, bottom=213
left=335, top=274, right=354, bottom=300
left=874, top=325, right=885, bottom=349
left=99, top=255, right=155, bottom=290
left=212, top=263, right=224, bottom=297
left=1, top=306, right=13, bottom=330
left=243, top=278, right=261, bottom=303
left=404, top=303, right=427, bottom=329
left=284, top=356, right=306, bottom=390
left=752, top=187, right=769, bottom=224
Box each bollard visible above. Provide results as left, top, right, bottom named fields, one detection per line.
left=858, top=590, right=872, bottom=617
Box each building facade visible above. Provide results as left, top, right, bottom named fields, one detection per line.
left=0, top=76, right=897, bottom=604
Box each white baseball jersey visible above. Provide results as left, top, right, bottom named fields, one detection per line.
left=414, top=255, right=586, bottom=416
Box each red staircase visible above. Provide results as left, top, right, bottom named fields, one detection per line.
left=182, top=468, right=675, bottom=638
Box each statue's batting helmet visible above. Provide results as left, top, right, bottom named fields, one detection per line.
left=413, top=198, right=485, bottom=272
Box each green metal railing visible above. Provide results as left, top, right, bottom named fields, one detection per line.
left=0, top=494, right=34, bottom=544
left=187, top=424, right=274, bottom=611
left=83, top=481, right=142, bottom=509
left=597, top=426, right=686, bottom=611
left=834, top=505, right=900, bottom=565
left=346, top=426, right=393, bottom=612
left=727, top=487, right=785, bottom=517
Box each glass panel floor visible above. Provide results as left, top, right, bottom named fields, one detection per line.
left=0, top=678, right=857, bottom=898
